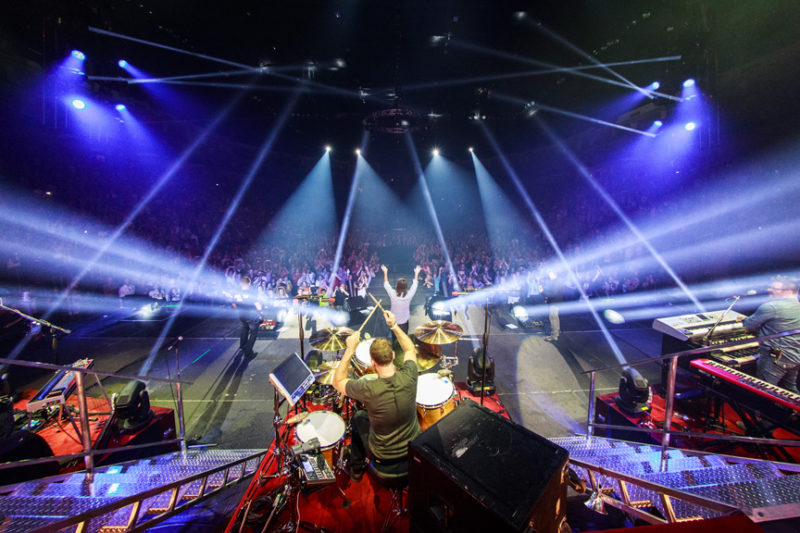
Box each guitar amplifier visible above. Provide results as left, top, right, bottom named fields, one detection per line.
left=409, top=400, right=569, bottom=533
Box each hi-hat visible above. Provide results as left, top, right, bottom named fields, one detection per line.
left=314, top=360, right=351, bottom=385
left=309, top=327, right=354, bottom=351
left=414, top=320, right=463, bottom=345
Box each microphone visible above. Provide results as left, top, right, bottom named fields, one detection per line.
left=167, top=336, right=184, bottom=351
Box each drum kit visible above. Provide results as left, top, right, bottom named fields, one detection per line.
left=286, top=317, right=464, bottom=471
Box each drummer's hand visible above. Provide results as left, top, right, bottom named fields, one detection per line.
left=384, top=310, right=397, bottom=328
left=345, top=331, right=360, bottom=350
left=381, top=264, right=388, bottom=274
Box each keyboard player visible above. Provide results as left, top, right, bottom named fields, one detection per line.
left=739, top=276, right=800, bottom=393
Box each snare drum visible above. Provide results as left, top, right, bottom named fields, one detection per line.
left=295, top=411, right=346, bottom=469
left=416, top=373, right=456, bottom=430
left=353, top=338, right=376, bottom=377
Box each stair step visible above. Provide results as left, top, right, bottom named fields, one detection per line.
left=638, top=462, right=782, bottom=489
left=685, top=475, right=800, bottom=518
left=0, top=448, right=265, bottom=532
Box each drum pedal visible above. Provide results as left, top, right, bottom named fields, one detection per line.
left=298, top=452, right=336, bottom=487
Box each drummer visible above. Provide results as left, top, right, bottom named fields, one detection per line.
left=333, top=310, right=420, bottom=482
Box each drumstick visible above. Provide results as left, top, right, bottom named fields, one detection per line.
left=368, top=292, right=387, bottom=313
left=355, top=299, right=382, bottom=336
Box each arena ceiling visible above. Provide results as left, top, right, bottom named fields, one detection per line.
left=3, top=1, right=799, bottom=156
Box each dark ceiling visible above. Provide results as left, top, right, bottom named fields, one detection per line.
left=2, top=0, right=799, bottom=158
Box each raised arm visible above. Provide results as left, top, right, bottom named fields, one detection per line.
left=333, top=331, right=360, bottom=396
left=385, top=310, right=416, bottom=365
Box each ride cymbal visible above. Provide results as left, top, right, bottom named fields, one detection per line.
left=414, top=320, right=463, bottom=345
left=309, top=327, right=355, bottom=351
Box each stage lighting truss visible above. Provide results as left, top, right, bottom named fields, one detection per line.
left=363, top=107, right=428, bottom=134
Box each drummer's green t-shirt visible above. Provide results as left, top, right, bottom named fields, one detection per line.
left=345, top=359, right=421, bottom=460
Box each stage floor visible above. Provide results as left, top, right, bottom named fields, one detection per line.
left=8, top=286, right=664, bottom=451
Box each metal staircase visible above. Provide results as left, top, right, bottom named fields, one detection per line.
left=553, top=435, right=800, bottom=525
left=0, top=448, right=266, bottom=533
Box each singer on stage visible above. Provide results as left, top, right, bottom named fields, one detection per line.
left=381, top=264, right=421, bottom=336
left=741, top=276, right=800, bottom=393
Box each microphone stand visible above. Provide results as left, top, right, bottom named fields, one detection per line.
left=702, top=296, right=740, bottom=345
left=480, top=297, right=490, bottom=406
left=0, top=297, right=71, bottom=363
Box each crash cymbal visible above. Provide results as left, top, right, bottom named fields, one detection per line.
left=314, top=360, right=351, bottom=385
left=414, top=320, right=463, bottom=345
left=309, top=327, right=355, bottom=351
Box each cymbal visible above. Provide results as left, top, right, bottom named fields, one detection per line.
left=314, top=360, right=350, bottom=385
left=416, top=349, right=441, bottom=371
left=414, top=320, right=463, bottom=345
left=309, top=327, right=355, bottom=351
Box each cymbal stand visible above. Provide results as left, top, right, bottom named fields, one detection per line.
left=480, top=297, right=491, bottom=406
left=0, top=297, right=71, bottom=363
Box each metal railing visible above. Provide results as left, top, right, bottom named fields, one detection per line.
left=0, top=356, right=193, bottom=481
left=583, top=328, right=800, bottom=471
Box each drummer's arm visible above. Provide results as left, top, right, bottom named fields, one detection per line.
left=333, top=332, right=359, bottom=396
left=386, top=311, right=416, bottom=365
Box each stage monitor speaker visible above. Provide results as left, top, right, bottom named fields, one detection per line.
left=344, top=296, right=367, bottom=312
left=409, top=400, right=569, bottom=533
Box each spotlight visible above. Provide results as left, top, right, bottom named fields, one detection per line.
left=71, top=50, right=86, bottom=60
left=603, top=309, right=625, bottom=324
left=354, top=148, right=361, bottom=155
left=432, top=148, right=440, bottom=156
left=137, top=303, right=157, bottom=319
left=71, top=99, right=86, bottom=110
left=115, top=104, right=126, bottom=111
left=466, top=347, right=495, bottom=395
left=324, top=145, right=332, bottom=152
left=650, top=81, right=660, bottom=90
left=615, top=367, right=651, bottom=416
left=653, top=120, right=663, bottom=128
left=425, top=296, right=452, bottom=321
left=512, top=305, right=529, bottom=322
left=684, top=121, right=697, bottom=131
left=118, top=59, right=128, bottom=68
left=683, top=78, right=696, bottom=88
left=468, top=147, right=474, bottom=152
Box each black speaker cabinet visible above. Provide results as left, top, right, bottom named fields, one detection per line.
left=409, top=400, right=568, bottom=533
